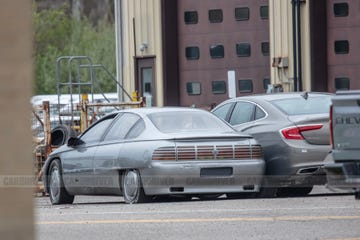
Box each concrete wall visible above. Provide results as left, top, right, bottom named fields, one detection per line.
left=0, top=1, right=34, bottom=239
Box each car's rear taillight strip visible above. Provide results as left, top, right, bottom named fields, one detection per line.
left=281, top=124, right=323, bottom=140
left=152, top=144, right=263, bottom=161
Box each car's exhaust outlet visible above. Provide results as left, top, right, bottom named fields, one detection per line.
left=297, top=167, right=320, bottom=175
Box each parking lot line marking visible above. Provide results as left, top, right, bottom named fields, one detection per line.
left=325, top=238, right=360, bottom=240
left=37, top=215, right=360, bottom=225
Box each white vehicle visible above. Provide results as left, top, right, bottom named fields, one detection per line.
left=324, top=90, right=360, bottom=199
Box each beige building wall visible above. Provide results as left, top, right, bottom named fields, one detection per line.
left=122, top=0, right=164, bottom=106
left=269, top=0, right=311, bottom=92
left=0, top=1, right=34, bottom=239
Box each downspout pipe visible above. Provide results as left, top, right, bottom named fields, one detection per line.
left=291, top=0, right=298, bottom=92
left=114, top=0, right=124, bottom=101
left=297, top=0, right=303, bottom=91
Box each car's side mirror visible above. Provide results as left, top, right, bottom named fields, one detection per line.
left=67, top=137, right=84, bottom=147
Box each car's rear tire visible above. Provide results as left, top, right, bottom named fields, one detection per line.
left=121, top=169, right=150, bottom=204
left=256, top=187, right=278, bottom=198
left=226, top=192, right=256, bottom=199
left=355, top=190, right=360, bottom=200
left=277, top=186, right=313, bottom=197
left=48, top=159, right=74, bottom=205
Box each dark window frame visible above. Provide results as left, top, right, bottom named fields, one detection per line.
left=186, top=82, right=201, bottom=95
left=334, top=40, right=349, bottom=54
left=208, top=9, right=223, bottom=23
left=261, top=42, right=270, bottom=56
left=184, top=11, right=198, bottom=24
left=238, top=79, right=253, bottom=93
left=263, top=78, right=271, bottom=90
left=235, top=7, right=250, bottom=21
left=210, top=44, right=225, bottom=59
left=212, top=81, right=226, bottom=94
left=260, top=6, right=269, bottom=19
left=334, top=3, right=349, bottom=17
left=335, top=77, right=350, bottom=90
left=236, top=43, right=251, bottom=57
left=185, top=46, right=200, bottom=60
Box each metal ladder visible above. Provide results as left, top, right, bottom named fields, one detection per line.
left=56, top=56, right=132, bottom=130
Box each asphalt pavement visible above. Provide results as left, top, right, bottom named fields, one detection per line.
left=34, top=186, right=360, bottom=240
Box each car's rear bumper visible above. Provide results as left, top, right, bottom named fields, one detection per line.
left=324, top=161, right=360, bottom=191
left=140, top=160, right=265, bottom=195
left=263, top=140, right=329, bottom=187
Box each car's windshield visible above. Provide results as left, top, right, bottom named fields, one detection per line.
left=270, top=95, right=332, bottom=115
left=148, top=111, right=234, bottom=133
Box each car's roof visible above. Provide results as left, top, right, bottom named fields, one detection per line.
left=116, top=107, right=206, bottom=115
left=225, top=92, right=333, bottom=103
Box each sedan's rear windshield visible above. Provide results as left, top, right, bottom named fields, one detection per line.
left=270, top=96, right=332, bottom=115
left=148, top=111, right=234, bottom=133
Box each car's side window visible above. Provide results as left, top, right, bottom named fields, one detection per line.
left=104, top=113, right=142, bottom=141
left=255, top=105, right=266, bottom=120
left=229, top=101, right=255, bottom=125
left=80, top=114, right=117, bottom=144
left=212, top=103, right=233, bottom=121
left=125, top=119, right=145, bottom=139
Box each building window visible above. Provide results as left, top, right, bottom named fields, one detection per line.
left=261, top=42, right=270, bottom=56
left=184, top=11, right=198, bottom=24
left=260, top=6, right=269, bottom=19
left=210, top=44, right=224, bottom=58
left=186, top=82, right=201, bottom=95
left=185, top=46, right=200, bottom=60
left=209, top=9, right=223, bottom=23
left=263, top=78, right=270, bottom=90
left=236, top=43, right=251, bottom=57
left=212, top=81, right=226, bottom=94
left=334, top=3, right=349, bottom=17
left=235, top=7, right=249, bottom=21
left=238, top=79, right=253, bottom=93
left=334, top=40, right=349, bottom=54
left=335, top=77, right=350, bottom=90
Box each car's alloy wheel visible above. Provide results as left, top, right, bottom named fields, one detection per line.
left=48, top=160, right=74, bottom=205
left=121, top=169, right=149, bottom=204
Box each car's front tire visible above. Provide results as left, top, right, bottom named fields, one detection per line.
left=48, top=159, right=74, bottom=205
left=121, top=169, right=150, bottom=204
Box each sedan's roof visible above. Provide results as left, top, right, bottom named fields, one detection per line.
left=227, top=92, right=333, bottom=103
left=115, top=107, right=206, bottom=116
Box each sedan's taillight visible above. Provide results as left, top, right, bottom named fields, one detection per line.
left=152, top=147, right=176, bottom=161
left=329, top=105, right=334, bottom=149
left=281, top=124, right=323, bottom=140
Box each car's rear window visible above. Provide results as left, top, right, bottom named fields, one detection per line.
left=148, top=111, right=234, bottom=133
left=270, top=96, right=332, bottom=115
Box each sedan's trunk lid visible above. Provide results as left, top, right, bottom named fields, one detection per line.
left=287, top=113, right=330, bottom=145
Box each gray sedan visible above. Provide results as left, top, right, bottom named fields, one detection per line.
left=42, top=107, right=265, bottom=204
left=212, top=92, right=332, bottom=197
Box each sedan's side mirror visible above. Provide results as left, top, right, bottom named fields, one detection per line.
left=67, top=137, right=84, bottom=147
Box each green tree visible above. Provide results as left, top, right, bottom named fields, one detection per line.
left=34, top=4, right=116, bottom=95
